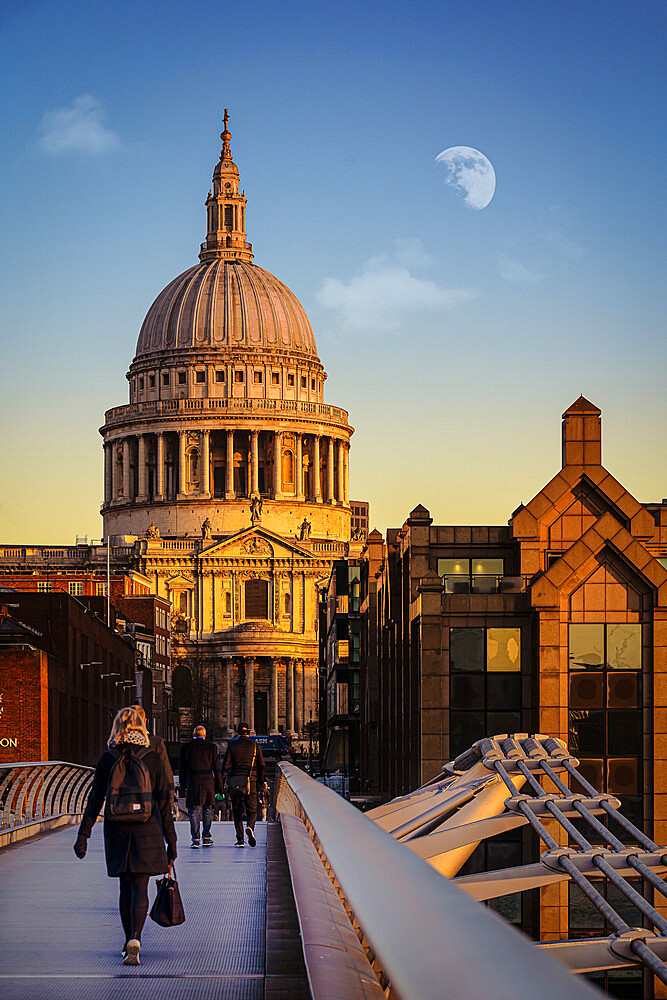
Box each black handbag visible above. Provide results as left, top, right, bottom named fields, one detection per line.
left=150, top=865, right=185, bottom=927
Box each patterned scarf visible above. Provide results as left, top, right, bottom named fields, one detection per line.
left=109, top=730, right=150, bottom=748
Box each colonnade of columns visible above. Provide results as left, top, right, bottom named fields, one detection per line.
left=219, top=655, right=316, bottom=737
left=104, top=427, right=350, bottom=507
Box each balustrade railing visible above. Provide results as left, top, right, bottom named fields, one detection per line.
left=104, top=397, right=350, bottom=427
left=0, top=761, right=94, bottom=832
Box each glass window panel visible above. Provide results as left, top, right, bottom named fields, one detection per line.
left=487, top=892, right=521, bottom=925
left=487, top=628, right=521, bottom=672
left=606, top=968, right=644, bottom=999
left=450, top=628, right=484, bottom=672
left=607, top=796, right=642, bottom=841
left=438, top=558, right=470, bottom=576
left=569, top=710, right=605, bottom=755
left=569, top=624, right=604, bottom=670
left=450, top=711, right=486, bottom=757
left=486, top=673, right=521, bottom=710
left=487, top=711, right=521, bottom=737
left=472, top=559, right=504, bottom=576
left=607, top=710, right=642, bottom=756
left=606, top=883, right=642, bottom=931
left=450, top=674, right=485, bottom=710
left=569, top=883, right=605, bottom=931
left=607, top=624, right=642, bottom=670
left=486, top=840, right=522, bottom=870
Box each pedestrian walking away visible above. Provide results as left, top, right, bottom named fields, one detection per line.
left=73, top=707, right=177, bottom=967
left=178, top=724, right=222, bottom=848
left=130, top=703, right=177, bottom=817
left=221, top=722, right=265, bottom=847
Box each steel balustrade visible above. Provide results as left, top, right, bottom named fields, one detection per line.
left=275, top=761, right=599, bottom=1000
left=0, top=761, right=94, bottom=836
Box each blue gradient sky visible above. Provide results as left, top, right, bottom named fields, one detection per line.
left=1, top=0, right=665, bottom=542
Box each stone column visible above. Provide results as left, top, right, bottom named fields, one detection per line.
left=245, top=657, right=255, bottom=734
left=111, top=443, right=119, bottom=500
left=273, top=431, right=282, bottom=498
left=226, top=429, right=234, bottom=498
left=224, top=657, right=233, bottom=733
left=343, top=443, right=349, bottom=503
left=327, top=437, right=335, bottom=503
left=337, top=440, right=344, bottom=503
left=295, top=434, right=304, bottom=499
left=313, top=436, right=322, bottom=502
left=294, top=658, right=303, bottom=735
left=178, top=431, right=187, bottom=497
left=137, top=434, right=148, bottom=501
left=103, top=443, right=112, bottom=506
left=270, top=658, right=279, bottom=734
left=285, top=658, right=295, bottom=735
left=201, top=430, right=210, bottom=496
left=250, top=430, right=259, bottom=496
left=155, top=432, right=165, bottom=500
left=122, top=438, right=132, bottom=500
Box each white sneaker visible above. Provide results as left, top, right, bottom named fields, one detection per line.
left=123, top=939, right=140, bottom=966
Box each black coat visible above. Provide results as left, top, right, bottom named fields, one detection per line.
left=221, top=736, right=265, bottom=794
left=78, top=743, right=177, bottom=877
left=178, top=738, right=222, bottom=809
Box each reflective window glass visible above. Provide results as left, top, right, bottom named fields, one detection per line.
left=487, top=628, right=521, bottom=672
left=607, top=624, right=641, bottom=670
left=569, top=710, right=605, bottom=755
left=438, top=558, right=469, bottom=576
left=607, top=710, right=642, bottom=756
left=569, top=624, right=604, bottom=670
left=487, top=711, right=521, bottom=737
left=451, top=674, right=485, bottom=709
left=450, top=711, right=486, bottom=757
left=472, top=559, right=504, bottom=576
left=487, top=673, right=521, bottom=710
left=450, top=628, right=484, bottom=672
left=569, top=884, right=605, bottom=932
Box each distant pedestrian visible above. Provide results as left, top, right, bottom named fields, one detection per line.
left=258, top=781, right=270, bottom=822
left=73, top=707, right=177, bottom=967
left=221, top=723, right=265, bottom=847
left=130, top=704, right=176, bottom=816
left=178, top=724, right=222, bottom=848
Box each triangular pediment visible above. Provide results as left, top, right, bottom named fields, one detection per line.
left=165, top=573, right=194, bottom=588
left=198, top=526, right=314, bottom=562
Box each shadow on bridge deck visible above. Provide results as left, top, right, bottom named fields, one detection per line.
left=0, top=820, right=308, bottom=1000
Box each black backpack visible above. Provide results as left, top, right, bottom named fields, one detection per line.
left=105, top=746, right=153, bottom=823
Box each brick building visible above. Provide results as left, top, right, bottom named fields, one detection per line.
left=0, top=593, right=136, bottom=765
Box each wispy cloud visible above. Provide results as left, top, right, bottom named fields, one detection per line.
left=317, top=240, right=475, bottom=333
left=498, top=253, right=545, bottom=284
left=38, top=95, right=121, bottom=155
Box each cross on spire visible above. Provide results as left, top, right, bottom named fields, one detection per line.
left=220, top=108, right=232, bottom=160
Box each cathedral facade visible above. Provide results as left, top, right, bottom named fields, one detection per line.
left=100, top=113, right=355, bottom=740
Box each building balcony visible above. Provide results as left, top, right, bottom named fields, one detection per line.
left=442, top=574, right=528, bottom=595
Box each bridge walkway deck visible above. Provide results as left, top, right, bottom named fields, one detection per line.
left=0, top=820, right=308, bottom=1000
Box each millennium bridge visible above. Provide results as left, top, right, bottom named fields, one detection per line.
left=1, top=735, right=666, bottom=999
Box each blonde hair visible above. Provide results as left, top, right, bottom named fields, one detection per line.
left=108, top=707, right=149, bottom=747
left=130, top=703, right=147, bottom=723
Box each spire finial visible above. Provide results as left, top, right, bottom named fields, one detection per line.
left=220, top=108, right=232, bottom=159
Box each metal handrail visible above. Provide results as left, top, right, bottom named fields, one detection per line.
left=275, top=762, right=598, bottom=1000
left=0, top=761, right=94, bottom=830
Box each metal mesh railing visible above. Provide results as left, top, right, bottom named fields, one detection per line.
left=0, top=761, right=94, bottom=830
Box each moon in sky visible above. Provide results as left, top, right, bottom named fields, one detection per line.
left=435, top=146, right=496, bottom=210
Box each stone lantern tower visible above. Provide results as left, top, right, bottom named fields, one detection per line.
left=99, top=114, right=354, bottom=740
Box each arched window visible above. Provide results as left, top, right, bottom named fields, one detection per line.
left=282, top=449, right=294, bottom=484
left=172, top=665, right=192, bottom=709
left=283, top=593, right=291, bottom=615
left=189, top=448, right=199, bottom=485
left=244, top=579, right=268, bottom=620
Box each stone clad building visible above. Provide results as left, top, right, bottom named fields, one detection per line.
left=97, top=113, right=355, bottom=739
left=352, top=397, right=667, bottom=947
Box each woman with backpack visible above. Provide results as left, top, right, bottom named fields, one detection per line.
left=73, top=706, right=177, bottom=966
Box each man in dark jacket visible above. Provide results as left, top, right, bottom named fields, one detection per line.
left=221, top=722, right=265, bottom=848
left=178, top=725, right=222, bottom=848
left=131, top=704, right=176, bottom=815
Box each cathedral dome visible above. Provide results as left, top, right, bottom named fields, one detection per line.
left=134, top=258, right=318, bottom=360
